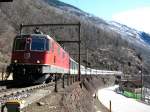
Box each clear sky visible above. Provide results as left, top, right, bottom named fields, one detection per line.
left=60, top=0, right=150, bottom=33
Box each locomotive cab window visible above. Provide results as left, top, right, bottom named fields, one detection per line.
left=31, top=37, right=45, bottom=51
left=14, top=39, right=26, bottom=51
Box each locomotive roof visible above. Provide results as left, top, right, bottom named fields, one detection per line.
left=16, top=34, right=53, bottom=40
left=17, top=34, right=47, bottom=37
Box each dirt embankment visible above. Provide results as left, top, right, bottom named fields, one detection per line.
left=23, top=76, right=115, bottom=112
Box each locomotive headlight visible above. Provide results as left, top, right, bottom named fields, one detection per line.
left=37, top=60, right=40, bottom=64
left=14, top=60, right=18, bottom=63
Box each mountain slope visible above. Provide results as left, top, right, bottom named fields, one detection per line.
left=138, top=32, right=150, bottom=45
left=109, top=21, right=150, bottom=46
left=0, top=0, right=149, bottom=82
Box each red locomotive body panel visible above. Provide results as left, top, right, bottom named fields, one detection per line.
left=52, top=42, right=69, bottom=70
left=11, top=34, right=70, bottom=74
left=12, top=51, right=51, bottom=65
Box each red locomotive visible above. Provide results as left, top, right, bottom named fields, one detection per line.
left=9, top=33, right=78, bottom=84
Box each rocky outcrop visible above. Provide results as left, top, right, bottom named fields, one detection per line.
left=62, top=76, right=114, bottom=112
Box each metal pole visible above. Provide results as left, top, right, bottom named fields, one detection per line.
left=54, top=74, right=58, bottom=92
left=73, top=75, right=74, bottom=83
left=70, top=75, right=72, bottom=85
left=74, top=75, right=75, bottom=82
left=141, top=65, right=143, bottom=100
left=62, top=74, right=65, bottom=88
left=109, top=100, right=112, bottom=112
left=2, top=68, right=4, bottom=80
left=67, top=74, right=69, bottom=86
left=20, top=24, right=23, bottom=35
left=70, top=76, right=72, bottom=85
left=86, top=49, right=88, bottom=75
left=76, top=75, right=78, bottom=81
left=74, top=75, right=76, bottom=82
left=21, top=23, right=80, bottom=27
left=78, top=22, right=81, bottom=81
left=71, top=75, right=73, bottom=83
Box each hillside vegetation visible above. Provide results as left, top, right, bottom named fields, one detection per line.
left=0, top=0, right=149, bottom=80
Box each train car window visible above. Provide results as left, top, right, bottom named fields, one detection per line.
left=14, top=39, right=26, bottom=50
left=46, top=39, right=50, bottom=51
left=52, top=42, right=54, bottom=52
left=70, top=60, right=72, bottom=69
left=58, top=47, right=60, bottom=56
left=62, top=52, right=65, bottom=58
left=31, top=37, right=45, bottom=51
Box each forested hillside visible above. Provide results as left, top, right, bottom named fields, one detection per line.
left=0, top=0, right=149, bottom=81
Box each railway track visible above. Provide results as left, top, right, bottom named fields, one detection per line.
left=0, top=86, right=6, bottom=92
left=0, top=76, right=74, bottom=110
left=0, top=80, right=29, bottom=96
left=0, top=81, right=55, bottom=105
left=0, top=80, right=15, bottom=96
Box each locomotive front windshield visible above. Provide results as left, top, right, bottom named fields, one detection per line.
left=31, top=37, right=45, bottom=51
left=14, top=35, right=49, bottom=51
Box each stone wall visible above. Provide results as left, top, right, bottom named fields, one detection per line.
left=62, top=76, right=115, bottom=112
